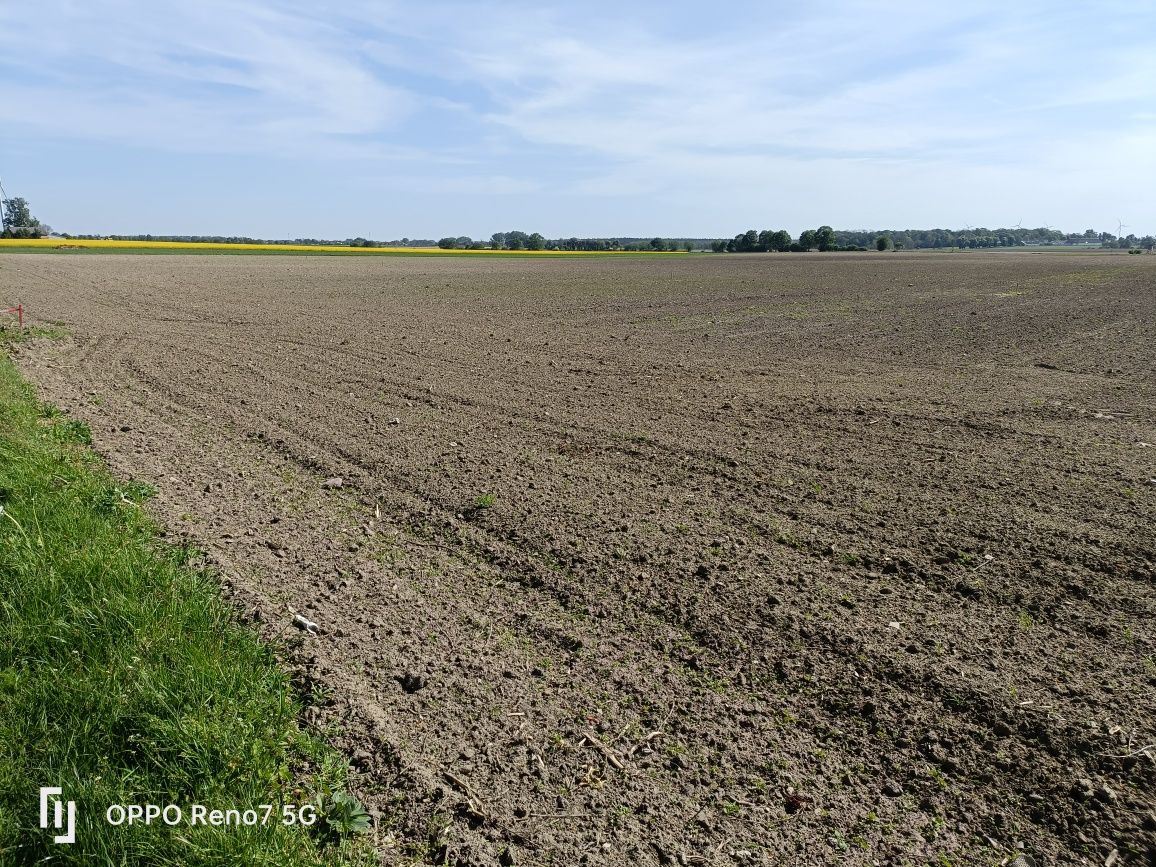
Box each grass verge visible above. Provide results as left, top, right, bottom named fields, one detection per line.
left=0, top=346, right=372, bottom=864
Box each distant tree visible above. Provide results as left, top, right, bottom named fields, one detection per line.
left=798, top=229, right=818, bottom=250
left=815, top=225, right=837, bottom=251
left=506, top=230, right=527, bottom=250
left=650, top=237, right=665, bottom=251
left=876, top=234, right=893, bottom=251
left=769, top=230, right=792, bottom=252
left=1141, top=236, right=1155, bottom=251
left=528, top=232, right=546, bottom=251
left=711, top=240, right=726, bottom=252
left=683, top=241, right=693, bottom=252
left=1, top=196, right=45, bottom=238
left=438, top=237, right=457, bottom=249
left=491, top=232, right=506, bottom=250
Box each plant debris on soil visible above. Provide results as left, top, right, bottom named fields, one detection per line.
left=4, top=250, right=1154, bottom=866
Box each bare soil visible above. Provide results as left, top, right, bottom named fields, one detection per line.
left=4, top=251, right=1154, bottom=866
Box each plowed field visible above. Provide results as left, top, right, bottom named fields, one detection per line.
left=5, top=251, right=1154, bottom=866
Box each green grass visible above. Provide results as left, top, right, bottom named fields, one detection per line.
left=0, top=325, right=69, bottom=343
left=0, top=349, right=372, bottom=864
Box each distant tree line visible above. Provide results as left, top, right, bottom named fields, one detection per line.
left=837, top=226, right=1155, bottom=251
left=711, top=226, right=868, bottom=253
left=713, top=225, right=1156, bottom=252
left=438, top=231, right=702, bottom=252
left=9, top=191, right=1154, bottom=253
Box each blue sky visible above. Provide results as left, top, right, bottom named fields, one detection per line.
left=1, top=0, right=1153, bottom=238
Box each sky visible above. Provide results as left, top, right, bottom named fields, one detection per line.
left=1, top=0, right=1154, bottom=239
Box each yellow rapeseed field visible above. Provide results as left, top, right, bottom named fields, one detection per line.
left=0, top=238, right=680, bottom=255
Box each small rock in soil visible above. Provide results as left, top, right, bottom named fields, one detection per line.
left=322, top=477, right=343, bottom=489
left=882, top=780, right=903, bottom=797
left=292, top=613, right=319, bottom=634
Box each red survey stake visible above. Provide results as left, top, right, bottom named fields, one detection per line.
left=4, top=304, right=22, bottom=328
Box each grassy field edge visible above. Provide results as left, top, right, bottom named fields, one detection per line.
left=0, top=340, right=373, bottom=865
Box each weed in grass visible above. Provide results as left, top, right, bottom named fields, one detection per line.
left=49, top=417, right=93, bottom=446
left=321, top=792, right=372, bottom=839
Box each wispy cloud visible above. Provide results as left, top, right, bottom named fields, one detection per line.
left=0, top=0, right=415, bottom=157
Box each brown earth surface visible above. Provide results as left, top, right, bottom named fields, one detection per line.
left=3, top=250, right=1154, bottom=867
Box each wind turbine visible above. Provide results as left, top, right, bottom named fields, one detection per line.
left=1117, top=218, right=1128, bottom=237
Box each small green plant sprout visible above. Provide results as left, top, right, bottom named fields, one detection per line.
left=474, top=492, right=497, bottom=509
left=322, top=791, right=371, bottom=837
